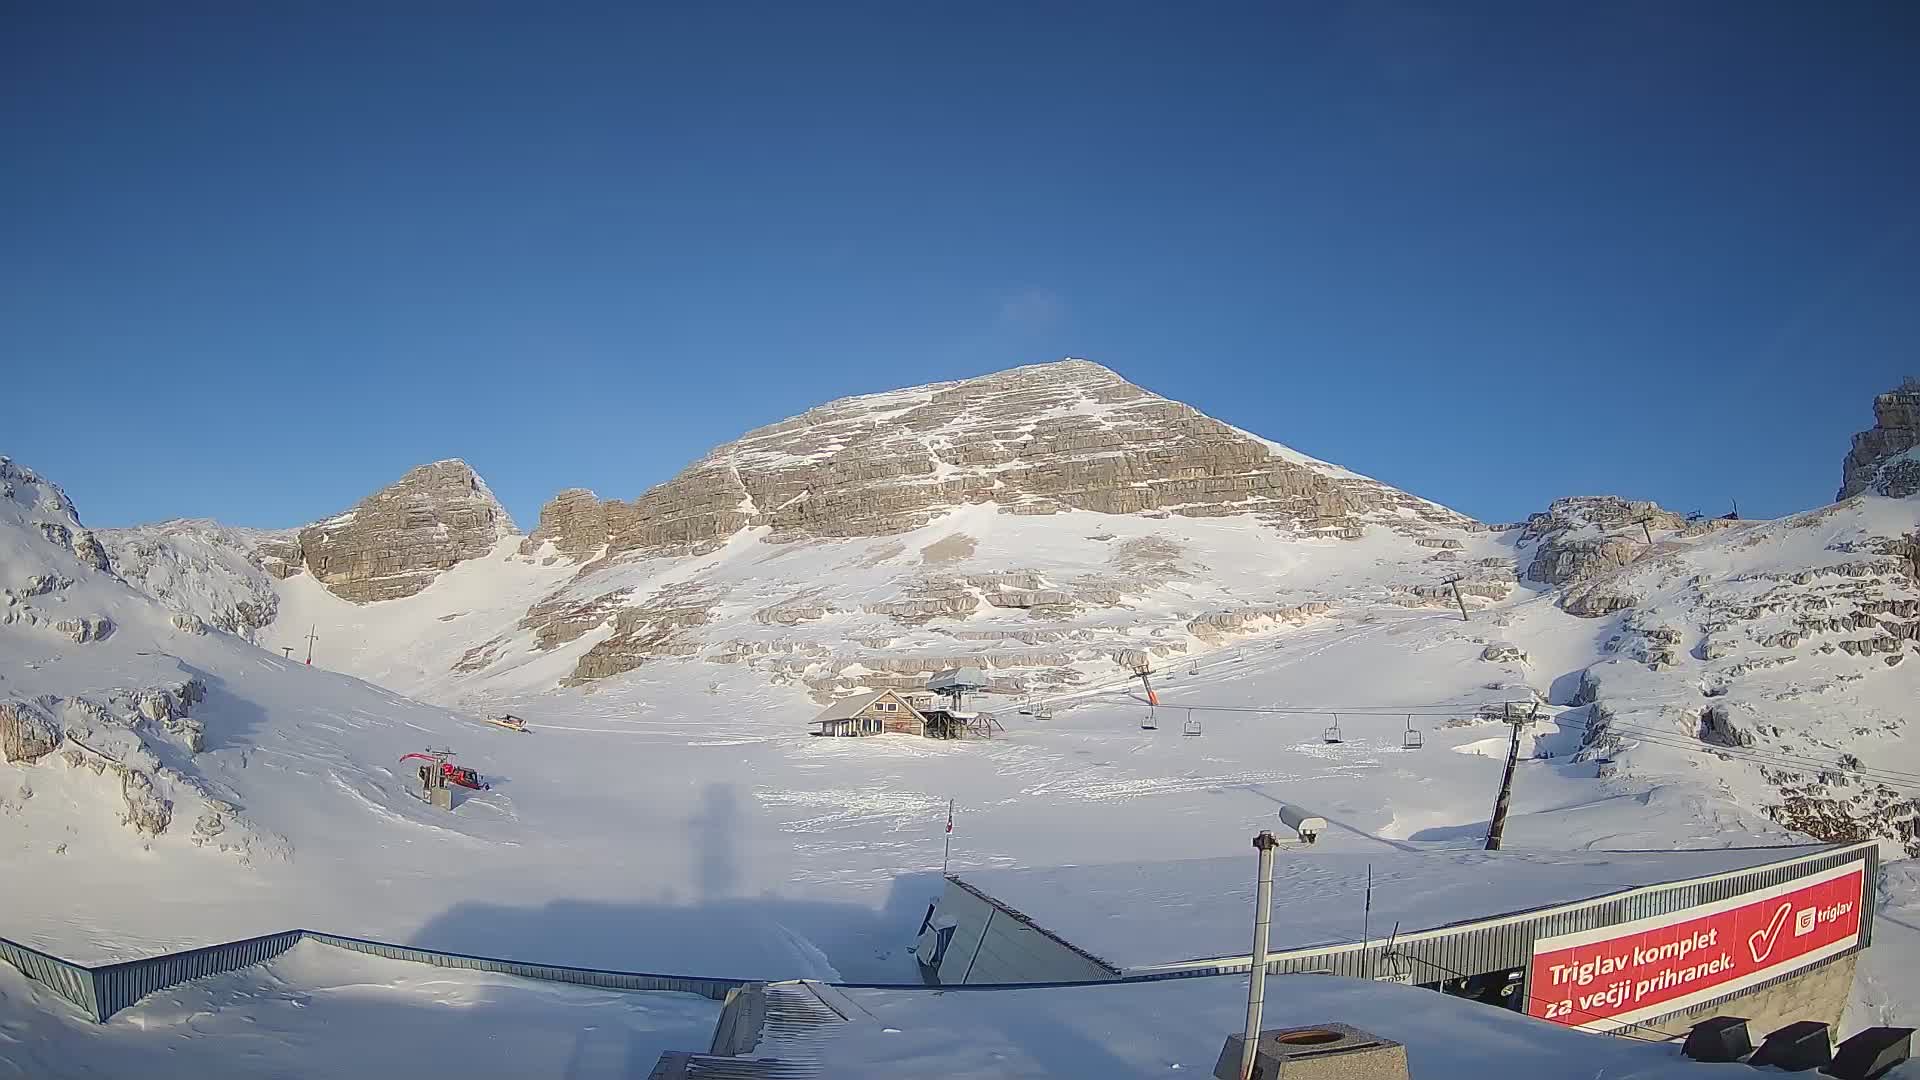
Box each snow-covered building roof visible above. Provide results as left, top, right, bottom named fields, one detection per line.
left=668, top=973, right=1769, bottom=1079
left=808, top=689, right=921, bottom=723
left=948, top=843, right=1846, bottom=973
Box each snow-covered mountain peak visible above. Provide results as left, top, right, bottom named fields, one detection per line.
left=1, top=455, right=110, bottom=584
left=256, top=459, right=518, bottom=604
left=526, top=359, right=1479, bottom=565
left=1, top=456, right=84, bottom=531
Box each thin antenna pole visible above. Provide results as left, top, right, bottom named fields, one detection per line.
left=1363, top=864, right=1373, bottom=980
left=942, top=799, right=954, bottom=876
left=304, top=624, right=319, bottom=666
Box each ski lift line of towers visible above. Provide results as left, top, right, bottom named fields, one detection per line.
left=1007, top=600, right=1539, bottom=743
left=1122, top=659, right=1454, bottom=747
left=1023, top=586, right=1492, bottom=719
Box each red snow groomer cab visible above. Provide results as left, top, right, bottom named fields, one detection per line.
left=401, top=749, right=489, bottom=792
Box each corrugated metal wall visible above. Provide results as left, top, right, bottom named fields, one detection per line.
left=305, top=932, right=750, bottom=1001
left=0, top=932, right=98, bottom=1019
left=90, top=930, right=305, bottom=1021
left=0, top=928, right=753, bottom=1023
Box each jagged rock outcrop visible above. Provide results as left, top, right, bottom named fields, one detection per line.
left=1186, top=603, right=1334, bottom=644
left=1519, top=497, right=1688, bottom=587
left=117, top=766, right=172, bottom=836
left=528, top=361, right=1478, bottom=560
left=1839, top=379, right=1920, bottom=500
left=0, top=700, right=61, bottom=763
left=127, top=679, right=209, bottom=753
left=521, top=588, right=633, bottom=650
left=561, top=586, right=717, bottom=685
left=283, top=460, right=516, bottom=602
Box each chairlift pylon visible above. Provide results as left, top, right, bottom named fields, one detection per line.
left=1183, top=708, right=1202, bottom=737
left=1322, top=712, right=1344, bottom=744
left=1402, top=714, right=1424, bottom=750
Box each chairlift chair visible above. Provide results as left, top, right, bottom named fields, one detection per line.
left=1183, top=709, right=1202, bottom=737
left=1035, top=703, right=1053, bottom=721
left=1188, top=658, right=1199, bottom=676
left=1402, top=715, right=1424, bottom=750
left=1322, top=713, right=1344, bottom=744
left=1141, top=706, right=1158, bottom=730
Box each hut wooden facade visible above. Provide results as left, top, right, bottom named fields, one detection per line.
left=809, top=690, right=927, bottom=737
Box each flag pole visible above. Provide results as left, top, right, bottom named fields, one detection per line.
left=942, top=798, right=954, bottom=876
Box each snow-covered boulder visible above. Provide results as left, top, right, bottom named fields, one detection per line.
left=53, top=614, right=113, bottom=643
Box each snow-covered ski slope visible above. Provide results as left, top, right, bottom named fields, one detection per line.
left=247, top=499, right=1489, bottom=706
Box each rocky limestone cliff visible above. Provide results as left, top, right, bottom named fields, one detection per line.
left=279, top=460, right=516, bottom=603
left=1839, top=379, right=1920, bottom=500
left=1519, top=497, right=1690, bottom=588
left=529, top=360, right=1478, bottom=560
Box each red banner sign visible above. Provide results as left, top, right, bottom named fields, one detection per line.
left=1528, top=860, right=1864, bottom=1031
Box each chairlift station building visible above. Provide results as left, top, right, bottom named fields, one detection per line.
left=918, top=841, right=1877, bottom=1036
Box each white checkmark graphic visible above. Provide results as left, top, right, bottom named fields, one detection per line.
left=1749, top=902, right=1792, bottom=964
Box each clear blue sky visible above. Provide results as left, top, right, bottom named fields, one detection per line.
left=5, top=4, right=1915, bottom=530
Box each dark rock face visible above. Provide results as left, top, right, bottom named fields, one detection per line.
left=1839, top=381, right=1920, bottom=500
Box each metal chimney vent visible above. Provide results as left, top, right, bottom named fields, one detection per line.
left=1212, top=1022, right=1410, bottom=1079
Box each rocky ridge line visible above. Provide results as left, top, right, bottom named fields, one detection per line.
left=525, top=360, right=1480, bottom=562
